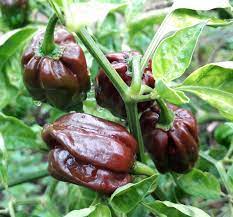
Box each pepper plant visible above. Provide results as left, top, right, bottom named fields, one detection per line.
left=0, top=0, right=233, bottom=217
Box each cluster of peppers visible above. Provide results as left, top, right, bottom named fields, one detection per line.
left=22, top=16, right=199, bottom=194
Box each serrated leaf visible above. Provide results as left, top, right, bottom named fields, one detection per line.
left=172, top=0, right=231, bottom=11
left=177, top=169, right=221, bottom=199
left=109, top=174, right=157, bottom=214
left=177, top=62, right=233, bottom=121
left=156, top=79, right=189, bottom=105
left=0, top=133, right=8, bottom=189
left=143, top=200, right=210, bottom=217
left=152, top=22, right=206, bottom=82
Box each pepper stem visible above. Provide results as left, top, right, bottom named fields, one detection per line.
left=41, top=14, right=58, bottom=55
left=129, top=54, right=142, bottom=95
left=132, top=161, right=156, bottom=176
left=157, top=98, right=174, bottom=131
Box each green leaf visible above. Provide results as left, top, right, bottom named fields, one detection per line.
left=0, top=70, right=17, bottom=109
left=0, top=113, right=43, bottom=150
left=0, top=27, right=38, bottom=70
left=172, top=0, right=232, bottom=11
left=168, top=9, right=233, bottom=30
left=214, top=123, right=233, bottom=146
left=156, top=79, right=190, bottom=105
left=65, top=2, right=124, bottom=31
left=64, top=206, right=96, bottom=217
left=0, top=133, right=8, bottom=189
left=109, top=174, right=158, bottom=214
left=0, top=27, right=38, bottom=108
left=90, top=204, right=112, bottom=217
left=67, top=185, right=97, bottom=211
left=152, top=22, right=206, bottom=82
left=143, top=200, right=211, bottom=217
left=177, top=62, right=233, bottom=120
left=226, top=123, right=233, bottom=130
left=125, top=0, right=146, bottom=24
left=177, top=169, right=221, bottom=199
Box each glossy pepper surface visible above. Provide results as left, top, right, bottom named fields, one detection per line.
left=0, top=0, right=28, bottom=28
left=22, top=28, right=90, bottom=111
left=95, top=51, right=155, bottom=117
left=42, top=112, right=138, bottom=193
left=140, top=105, right=199, bottom=173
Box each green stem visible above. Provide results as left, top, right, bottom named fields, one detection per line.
left=200, top=151, right=233, bottom=195
left=225, top=141, right=233, bottom=159
left=76, top=27, right=128, bottom=99
left=125, top=102, right=146, bottom=163
left=197, top=112, right=226, bottom=124
left=41, top=14, right=58, bottom=55
left=0, top=209, right=8, bottom=214
left=132, top=161, right=156, bottom=176
left=141, top=10, right=172, bottom=71
left=156, top=99, right=174, bottom=130
left=132, top=91, right=158, bottom=103
left=14, top=197, right=43, bottom=206
left=0, top=169, right=49, bottom=191
left=8, top=201, right=15, bottom=217
left=140, top=85, right=154, bottom=95
left=129, top=55, right=142, bottom=95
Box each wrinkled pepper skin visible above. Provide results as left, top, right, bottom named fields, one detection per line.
left=140, top=105, right=199, bottom=173
left=22, top=28, right=90, bottom=111
left=95, top=51, right=155, bottom=117
left=42, top=112, right=138, bottom=193
left=0, top=0, right=28, bottom=28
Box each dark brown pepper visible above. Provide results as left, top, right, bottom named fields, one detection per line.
left=140, top=105, right=199, bottom=173
left=95, top=51, right=155, bottom=118
left=42, top=113, right=138, bottom=193
left=22, top=28, right=90, bottom=111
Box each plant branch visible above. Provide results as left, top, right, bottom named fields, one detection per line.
left=225, top=141, right=233, bottom=159
left=200, top=151, right=233, bottom=195
left=125, top=102, right=146, bottom=163
left=0, top=169, right=49, bottom=191
left=141, top=9, right=172, bottom=71
left=197, top=112, right=226, bottom=124
left=76, top=27, right=128, bottom=99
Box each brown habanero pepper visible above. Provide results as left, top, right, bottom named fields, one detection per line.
left=42, top=113, right=138, bottom=193
left=95, top=51, right=155, bottom=118
left=22, top=27, right=90, bottom=111
left=140, top=105, right=199, bottom=173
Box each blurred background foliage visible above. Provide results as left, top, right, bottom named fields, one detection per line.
left=0, top=0, right=233, bottom=216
